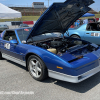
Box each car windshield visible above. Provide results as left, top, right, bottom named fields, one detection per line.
left=31, top=32, right=62, bottom=42
left=17, top=28, right=61, bottom=43
left=17, top=28, right=32, bottom=42
left=69, top=25, right=82, bottom=30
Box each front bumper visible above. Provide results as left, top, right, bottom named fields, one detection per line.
left=48, top=65, right=100, bottom=83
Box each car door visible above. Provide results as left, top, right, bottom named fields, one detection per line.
left=84, top=31, right=100, bottom=45
left=0, top=30, right=12, bottom=55
left=0, top=30, right=26, bottom=66
left=84, top=24, right=100, bottom=45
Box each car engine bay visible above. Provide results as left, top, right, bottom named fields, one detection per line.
left=33, top=37, right=98, bottom=59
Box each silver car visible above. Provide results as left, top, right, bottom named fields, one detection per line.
left=0, top=25, right=9, bottom=33
left=19, top=24, right=29, bottom=28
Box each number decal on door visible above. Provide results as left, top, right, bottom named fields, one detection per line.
left=91, top=33, right=100, bottom=37
left=4, top=43, right=10, bottom=49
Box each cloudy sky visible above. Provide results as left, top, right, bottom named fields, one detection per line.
left=0, top=0, right=100, bottom=11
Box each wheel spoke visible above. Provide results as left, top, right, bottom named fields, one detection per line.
left=37, top=67, right=41, bottom=72
left=36, top=70, right=39, bottom=76
left=36, top=61, right=41, bottom=72
left=31, top=61, right=36, bottom=66
left=36, top=61, right=39, bottom=66
left=32, top=68, right=36, bottom=72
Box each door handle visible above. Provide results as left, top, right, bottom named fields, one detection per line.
left=86, top=33, right=89, bottom=34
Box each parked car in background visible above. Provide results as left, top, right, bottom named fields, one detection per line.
left=65, top=22, right=100, bottom=45
left=0, top=25, right=9, bottom=33
left=19, top=24, right=29, bottom=28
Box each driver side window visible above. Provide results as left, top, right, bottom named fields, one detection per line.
left=3, top=31, right=17, bottom=41
left=86, top=23, right=100, bottom=31
left=86, top=24, right=93, bottom=31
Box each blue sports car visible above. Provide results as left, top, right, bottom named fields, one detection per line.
left=64, top=22, right=100, bottom=45
left=0, top=0, right=100, bottom=83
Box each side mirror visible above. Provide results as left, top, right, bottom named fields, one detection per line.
left=10, top=39, right=18, bottom=44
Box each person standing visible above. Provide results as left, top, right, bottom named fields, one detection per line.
left=83, top=19, right=88, bottom=24
left=93, top=17, right=97, bottom=22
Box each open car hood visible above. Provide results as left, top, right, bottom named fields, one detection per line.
left=26, top=0, right=94, bottom=40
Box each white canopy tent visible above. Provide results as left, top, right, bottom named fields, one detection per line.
left=0, top=3, right=22, bottom=19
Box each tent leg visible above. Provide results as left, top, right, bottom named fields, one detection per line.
left=15, top=18, right=16, bottom=28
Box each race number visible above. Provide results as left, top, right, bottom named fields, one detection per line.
left=91, top=33, right=100, bottom=37
left=4, top=43, right=10, bottom=49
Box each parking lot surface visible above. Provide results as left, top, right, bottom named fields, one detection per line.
left=0, top=58, right=100, bottom=100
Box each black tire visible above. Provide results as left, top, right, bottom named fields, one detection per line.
left=0, top=51, right=2, bottom=60
left=0, top=31, right=2, bottom=33
left=70, top=35, right=80, bottom=39
left=27, top=55, right=48, bottom=81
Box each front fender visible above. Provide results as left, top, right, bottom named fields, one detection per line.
left=25, top=46, right=73, bottom=75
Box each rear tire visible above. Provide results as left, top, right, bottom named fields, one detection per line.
left=70, top=35, right=80, bottom=39
left=27, top=55, right=48, bottom=81
left=0, top=51, right=2, bottom=60
left=0, top=31, right=2, bottom=33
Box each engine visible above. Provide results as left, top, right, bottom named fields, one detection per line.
left=34, top=37, right=98, bottom=58
left=35, top=38, right=85, bottom=54
left=31, top=37, right=99, bottom=63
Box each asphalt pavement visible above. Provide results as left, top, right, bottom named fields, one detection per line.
left=0, top=58, right=100, bottom=100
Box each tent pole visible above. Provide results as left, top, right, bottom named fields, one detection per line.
left=15, top=18, right=16, bottom=28
left=21, top=17, right=22, bottom=24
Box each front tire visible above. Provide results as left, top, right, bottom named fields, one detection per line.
left=27, top=55, right=48, bottom=81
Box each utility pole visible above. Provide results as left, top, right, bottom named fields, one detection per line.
left=48, top=0, right=49, bottom=7
left=46, top=0, right=51, bottom=7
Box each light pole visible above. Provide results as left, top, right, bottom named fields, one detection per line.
left=46, top=0, right=51, bottom=7
left=48, top=0, right=49, bottom=7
